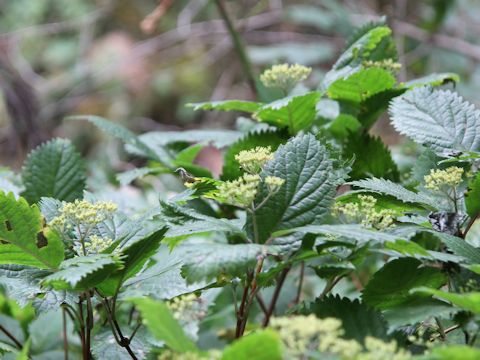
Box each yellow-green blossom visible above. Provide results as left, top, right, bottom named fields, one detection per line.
left=424, top=166, right=464, bottom=191
left=158, top=350, right=220, bottom=360
left=265, top=176, right=285, bottom=193
left=334, top=195, right=395, bottom=230
left=363, top=59, right=402, bottom=72
left=260, top=63, right=312, bottom=91
left=217, top=174, right=261, bottom=208
left=50, top=199, right=118, bottom=229
left=76, top=235, right=113, bottom=256
left=235, top=146, right=273, bottom=174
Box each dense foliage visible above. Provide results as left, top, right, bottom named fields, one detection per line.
left=2, top=20, right=480, bottom=360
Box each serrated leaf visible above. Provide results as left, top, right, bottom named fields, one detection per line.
left=276, top=224, right=402, bottom=245
left=222, top=129, right=287, bottom=181
left=181, top=243, right=270, bottom=284
left=389, top=87, right=480, bottom=153
left=160, top=201, right=245, bottom=246
left=138, top=129, right=242, bottom=150
left=383, top=298, right=453, bottom=331
left=363, top=258, right=446, bottom=310
left=68, top=115, right=162, bottom=161
left=253, top=92, right=321, bottom=133
left=246, top=134, right=337, bottom=243
left=187, top=100, right=262, bottom=113
left=429, top=231, right=480, bottom=264
left=327, top=67, right=396, bottom=103
left=21, top=138, right=86, bottom=204
left=344, top=133, right=399, bottom=181
left=121, top=245, right=208, bottom=300
left=333, top=25, right=396, bottom=70
left=0, top=192, right=64, bottom=269
left=132, top=298, right=197, bottom=353
left=305, top=295, right=388, bottom=343
left=221, top=330, right=282, bottom=360
left=413, top=287, right=480, bottom=314
left=349, top=177, right=437, bottom=209
left=42, top=254, right=123, bottom=290
left=403, top=73, right=459, bottom=88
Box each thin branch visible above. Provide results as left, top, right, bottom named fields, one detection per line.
left=293, top=262, right=305, bottom=305
left=0, top=324, right=22, bottom=349
left=262, top=267, right=290, bottom=327
left=63, top=308, right=69, bottom=360
left=141, top=0, right=174, bottom=34
left=214, top=0, right=257, bottom=96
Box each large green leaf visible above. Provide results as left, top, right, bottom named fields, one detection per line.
left=362, top=258, right=447, bottom=310
left=121, top=245, right=208, bottom=300
left=327, top=67, right=396, bottom=103
left=253, top=92, right=321, bottom=133
left=221, top=330, right=282, bottom=360
left=132, top=298, right=197, bottom=353
left=430, top=231, right=480, bottom=264
left=413, top=287, right=480, bottom=314
left=421, top=346, right=480, bottom=360
left=187, top=100, right=262, bottom=113
left=389, top=87, right=480, bottom=153
left=349, top=177, right=437, bottom=209
left=465, top=171, right=480, bottom=218
left=21, top=138, right=86, bottom=204
left=180, top=242, right=271, bottom=284
left=0, top=192, right=64, bottom=269
left=305, top=295, right=388, bottom=343
left=41, top=254, right=123, bottom=290
left=246, top=134, right=338, bottom=243
left=403, top=73, right=459, bottom=88
left=344, top=133, right=399, bottom=181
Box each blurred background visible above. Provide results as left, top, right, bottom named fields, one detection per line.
left=0, top=0, right=479, bottom=170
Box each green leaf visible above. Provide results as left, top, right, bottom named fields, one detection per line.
left=349, top=177, right=437, bottom=209
left=41, top=254, right=123, bottom=290
left=389, top=87, right=480, bottom=153
left=68, top=115, right=161, bottom=161
left=363, top=258, right=447, bottom=310
left=121, top=245, right=208, bottom=300
left=402, top=73, right=459, bottom=89
left=344, top=133, right=399, bottom=181
left=138, top=129, right=242, bottom=150
left=421, top=345, right=480, bottom=360
left=275, top=224, right=401, bottom=245
left=413, top=287, right=480, bottom=314
left=383, top=298, right=453, bottom=331
left=187, top=100, right=262, bottom=113
left=247, top=134, right=338, bottom=243
left=253, top=92, right=321, bottom=133
left=222, top=129, right=286, bottom=181
left=327, top=67, right=396, bottom=103
left=180, top=242, right=270, bottom=284
left=0, top=192, right=64, bottom=269
left=116, top=167, right=163, bottom=186
left=221, top=330, right=282, bottom=360
left=21, top=138, right=86, bottom=204
left=430, top=231, right=480, bottom=264
left=160, top=201, right=245, bottom=246
left=333, top=25, right=396, bottom=70
left=465, top=171, right=480, bottom=217
left=132, top=298, right=197, bottom=353
left=305, top=295, right=388, bottom=343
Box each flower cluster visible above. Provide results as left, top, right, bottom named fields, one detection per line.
left=265, top=176, right=285, bottom=193
left=334, top=195, right=396, bottom=230
left=424, top=166, right=464, bottom=191
left=271, top=315, right=411, bottom=360
left=235, top=146, right=274, bottom=174
left=50, top=199, right=117, bottom=229
left=217, top=174, right=261, bottom=208
left=50, top=199, right=118, bottom=256
left=168, top=294, right=204, bottom=321
left=73, top=234, right=113, bottom=256
left=363, top=59, right=402, bottom=71
left=260, top=63, right=312, bottom=91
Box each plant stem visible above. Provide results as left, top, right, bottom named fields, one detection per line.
left=435, top=317, right=446, bottom=341
left=214, top=0, right=257, bottom=96
left=0, top=324, right=22, bottom=349
left=293, top=262, right=305, bottom=305
left=255, top=293, right=269, bottom=316
left=463, top=212, right=479, bottom=238
left=85, top=292, right=94, bottom=359
left=320, top=275, right=343, bottom=299
left=262, top=267, right=290, bottom=327
left=63, top=307, right=69, bottom=360
left=235, top=274, right=253, bottom=338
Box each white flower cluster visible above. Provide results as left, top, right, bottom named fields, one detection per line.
left=260, top=63, right=312, bottom=91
